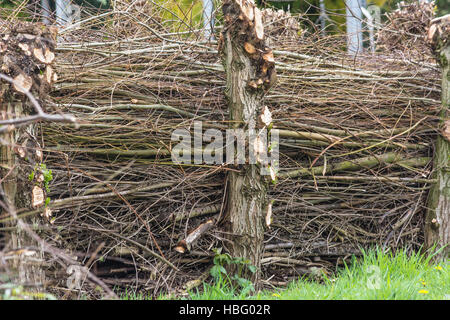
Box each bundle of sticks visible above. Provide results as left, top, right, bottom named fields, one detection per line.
left=17, top=5, right=440, bottom=295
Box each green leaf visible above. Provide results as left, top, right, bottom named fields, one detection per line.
left=210, top=265, right=226, bottom=279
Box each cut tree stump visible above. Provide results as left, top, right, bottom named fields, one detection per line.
left=219, top=0, right=277, bottom=285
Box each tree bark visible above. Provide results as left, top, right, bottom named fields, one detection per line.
left=1, top=21, right=57, bottom=292
left=426, top=15, right=450, bottom=259
left=219, top=0, right=276, bottom=284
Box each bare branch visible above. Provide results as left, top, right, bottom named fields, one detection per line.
left=0, top=73, right=77, bottom=133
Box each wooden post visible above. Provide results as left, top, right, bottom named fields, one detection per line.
left=1, top=21, right=58, bottom=291
left=426, top=15, right=450, bottom=259
left=219, top=0, right=276, bottom=284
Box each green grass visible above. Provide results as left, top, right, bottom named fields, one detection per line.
left=118, top=247, right=449, bottom=300
left=118, top=287, right=153, bottom=300
left=185, top=247, right=449, bottom=300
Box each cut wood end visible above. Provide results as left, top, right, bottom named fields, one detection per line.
left=33, top=47, right=54, bottom=64
left=45, top=65, right=53, bottom=84
left=45, top=65, right=57, bottom=84
left=175, top=239, right=188, bottom=253
left=237, top=0, right=255, bottom=22
left=41, top=207, right=52, bottom=220
left=254, top=7, right=264, bottom=40
left=18, top=43, right=31, bottom=55
left=263, top=51, right=275, bottom=63
left=174, top=246, right=186, bottom=254
left=32, top=185, right=44, bottom=208
left=244, top=42, right=256, bottom=54
left=36, top=149, right=43, bottom=161
left=44, top=47, right=55, bottom=64
left=442, top=120, right=450, bottom=142
left=248, top=80, right=258, bottom=89
left=428, top=14, right=450, bottom=45
left=13, top=73, right=32, bottom=93
left=15, top=146, right=26, bottom=158
left=427, top=24, right=437, bottom=42
left=33, top=47, right=46, bottom=63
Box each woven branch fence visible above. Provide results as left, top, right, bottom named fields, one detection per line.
left=0, top=2, right=444, bottom=297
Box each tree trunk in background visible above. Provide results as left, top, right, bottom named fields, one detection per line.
left=1, top=21, right=57, bottom=292
left=426, top=15, right=450, bottom=260
left=346, top=0, right=363, bottom=55
left=202, top=0, right=215, bottom=40
left=220, top=0, right=276, bottom=284
left=55, top=0, right=73, bottom=26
